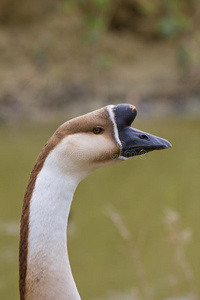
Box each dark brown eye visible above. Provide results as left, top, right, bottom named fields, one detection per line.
left=92, top=126, right=104, bottom=134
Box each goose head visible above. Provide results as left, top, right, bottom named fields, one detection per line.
left=49, top=104, right=171, bottom=178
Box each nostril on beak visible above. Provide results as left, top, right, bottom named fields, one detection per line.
left=139, top=134, right=149, bottom=140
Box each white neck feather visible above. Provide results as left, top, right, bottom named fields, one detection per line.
left=27, top=147, right=86, bottom=300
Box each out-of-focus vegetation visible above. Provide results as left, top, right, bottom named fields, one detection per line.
left=0, top=0, right=200, bottom=122
left=0, top=0, right=199, bottom=39
left=1, top=0, right=199, bottom=40
left=76, top=0, right=195, bottom=38
left=0, top=0, right=56, bottom=23
left=76, top=0, right=200, bottom=74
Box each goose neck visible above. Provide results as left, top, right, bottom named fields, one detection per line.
left=26, top=160, right=81, bottom=300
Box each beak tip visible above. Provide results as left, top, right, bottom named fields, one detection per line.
left=162, top=140, right=172, bottom=149
left=166, top=141, right=172, bottom=148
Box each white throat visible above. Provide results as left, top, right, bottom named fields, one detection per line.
left=27, top=148, right=84, bottom=300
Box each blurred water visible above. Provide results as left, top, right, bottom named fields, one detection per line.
left=0, top=118, right=200, bottom=300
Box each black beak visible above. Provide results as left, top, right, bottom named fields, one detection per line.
left=113, top=104, right=172, bottom=158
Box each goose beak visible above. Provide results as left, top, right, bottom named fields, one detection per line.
left=113, top=104, right=172, bottom=158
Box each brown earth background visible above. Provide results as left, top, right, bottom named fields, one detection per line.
left=0, top=0, right=200, bottom=121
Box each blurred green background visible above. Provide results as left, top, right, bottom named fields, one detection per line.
left=0, top=1, right=200, bottom=299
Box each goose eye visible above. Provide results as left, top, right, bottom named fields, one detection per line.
left=92, top=127, right=104, bottom=134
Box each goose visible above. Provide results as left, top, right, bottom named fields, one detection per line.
left=19, top=104, right=171, bottom=300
